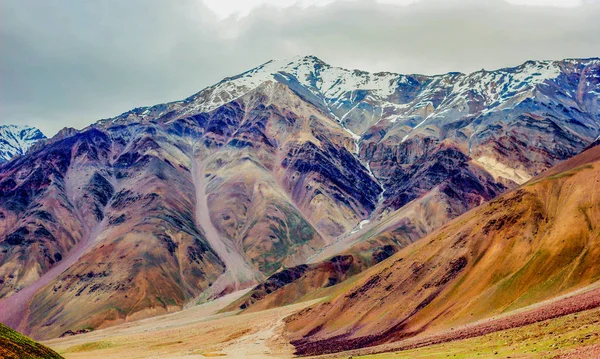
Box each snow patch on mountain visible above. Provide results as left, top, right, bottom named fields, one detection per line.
left=0, top=124, right=46, bottom=164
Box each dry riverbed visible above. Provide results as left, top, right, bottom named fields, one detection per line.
left=44, top=290, right=316, bottom=359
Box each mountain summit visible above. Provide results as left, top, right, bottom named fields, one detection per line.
left=0, top=56, right=599, bottom=339
left=0, top=125, right=46, bottom=164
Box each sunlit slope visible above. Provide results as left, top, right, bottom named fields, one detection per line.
left=286, top=144, right=600, bottom=355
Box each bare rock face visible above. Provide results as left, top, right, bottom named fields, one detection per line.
left=0, top=56, right=599, bottom=339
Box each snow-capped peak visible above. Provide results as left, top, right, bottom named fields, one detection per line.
left=192, top=55, right=565, bottom=121
left=174, top=55, right=411, bottom=118
left=0, top=124, right=46, bottom=164
left=98, top=55, right=599, bottom=146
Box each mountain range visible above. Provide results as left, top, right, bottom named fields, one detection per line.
left=0, top=55, right=599, bottom=342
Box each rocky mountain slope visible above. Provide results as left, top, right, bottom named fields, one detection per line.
left=0, top=56, right=599, bottom=339
left=223, top=244, right=398, bottom=314
left=286, top=143, right=600, bottom=355
left=0, top=125, right=46, bottom=164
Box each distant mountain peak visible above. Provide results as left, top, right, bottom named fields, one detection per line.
left=0, top=124, right=46, bottom=164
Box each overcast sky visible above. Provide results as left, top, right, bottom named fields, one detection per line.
left=1, top=0, right=599, bottom=137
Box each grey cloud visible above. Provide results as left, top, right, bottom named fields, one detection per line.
left=1, top=0, right=599, bottom=136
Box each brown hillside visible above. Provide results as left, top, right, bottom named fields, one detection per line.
left=286, top=144, right=600, bottom=355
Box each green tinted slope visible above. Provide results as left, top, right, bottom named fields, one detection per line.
left=0, top=323, right=63, bottom=359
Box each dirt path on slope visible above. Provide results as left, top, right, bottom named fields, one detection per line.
left=218, top=317, right=295, bottom=359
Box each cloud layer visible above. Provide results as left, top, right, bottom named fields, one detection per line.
left=1, top=0, right=599, bottom=136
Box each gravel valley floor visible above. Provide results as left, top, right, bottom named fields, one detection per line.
left=44, top=290, right=315, bottom=359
